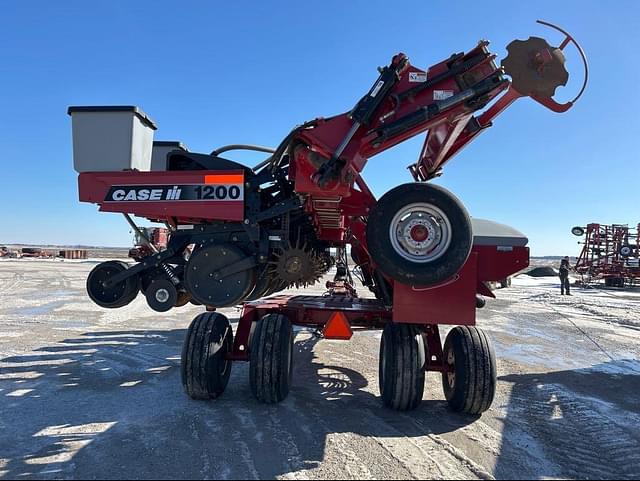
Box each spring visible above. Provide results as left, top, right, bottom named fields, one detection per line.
left=161, top=262, right=180, bottom=285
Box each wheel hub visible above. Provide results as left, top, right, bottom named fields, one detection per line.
left=390, top=203, right=452, bottom=263
left=155, top=288, right=170, bottom=303
left=285, top=256, right=303, bottom=274
left=410, top=224, right=429, bottom=242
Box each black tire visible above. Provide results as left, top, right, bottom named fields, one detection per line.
left=620, top=245, right=634, bottom=258
left=379, top=323, right=426, bottom=411
left=249, top=313, right=293, bottom=404
left=86, top=261, right=139, bottom=308
left=571, top=226, right=585, bottom=236
left=144, top=278, right=178, bottom=312
left=181, top=312, right=234, bottom=400
left=367, top=183, right=472, bottom=286
left=442, top=326, right=496, bottom=415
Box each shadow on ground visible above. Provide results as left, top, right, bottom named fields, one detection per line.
left=2, top=328, right=639, bottom=479
left=0, top=328, right=477, bottom=479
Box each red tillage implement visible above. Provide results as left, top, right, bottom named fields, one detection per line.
left=572, top=223, right=640, bottom=288
left=72, top=21, right=586, bottom=413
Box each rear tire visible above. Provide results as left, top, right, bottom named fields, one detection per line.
left=367, top=183, right=472, bottom=286
left=442, top=326, right=496, bottom=415
left=379, top=323, right=426, bottom=411
left=249, top=314, right=293, bottom=403
left=181, top=312, right=233, bottom=400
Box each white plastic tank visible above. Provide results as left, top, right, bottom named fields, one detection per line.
left=68, top=106, right=157, bottom=173
left=151, top=141, right=189, bottom=171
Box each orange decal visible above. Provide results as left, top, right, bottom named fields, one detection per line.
left=204, top=174, right=244, bottom=184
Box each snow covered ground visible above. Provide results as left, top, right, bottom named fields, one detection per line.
left=0, top=260, right=639, bottom=479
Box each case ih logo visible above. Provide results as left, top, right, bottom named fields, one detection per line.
left=105, top=175, right=244, bottom=203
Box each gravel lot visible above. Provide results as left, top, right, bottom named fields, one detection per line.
left=1, top=259, right=639, bottom=479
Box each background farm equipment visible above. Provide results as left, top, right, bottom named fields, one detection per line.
left=572, top=223, right=640, bottom=287
left=58, top=249, right=88, bottom=260
left=128, top=226, right=169, bottom=261
left=20, top=248, right=54, bottom=258
left=71, top=21, right=586, bottom=412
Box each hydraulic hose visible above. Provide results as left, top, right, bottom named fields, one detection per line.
left=210, top=144, right=276, bottom=156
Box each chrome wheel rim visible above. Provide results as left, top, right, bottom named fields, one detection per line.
left=389, top=203, right=452, bottom=263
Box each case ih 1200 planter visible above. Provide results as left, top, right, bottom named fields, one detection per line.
left=71, top=21, right=586, bottom=413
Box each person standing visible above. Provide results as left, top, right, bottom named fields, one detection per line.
left=559, top=257, right=571, bottom=295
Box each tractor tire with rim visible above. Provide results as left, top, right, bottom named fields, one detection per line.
left=86, top=260, right=139, bottom=308
left=249, top=313, right=293, bottom=404
left=181, top=312, right=234, bottom=400
left=379, top=323, right=426, bottom=411
left=442, top=326, right=496, bottom=415
left=367, top=183, right=472, bottom=286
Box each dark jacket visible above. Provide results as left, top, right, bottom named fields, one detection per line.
left=559, top=261, right=570, bottom=278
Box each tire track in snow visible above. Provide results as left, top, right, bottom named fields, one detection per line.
left=0, top=273, right=24, bottom=296
left=509, top=383, right=640, bottom=479
left=228, top=409, right=260, bottom=480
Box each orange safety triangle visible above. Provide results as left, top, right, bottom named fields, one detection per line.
left=323, top=311, right=353, bottom=340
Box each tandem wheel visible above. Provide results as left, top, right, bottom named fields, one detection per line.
left=249, top=313, right=294, bottom=404
left=442, top=326, right=496, bottom=415
left=181, top=312, right=234, bottom=400
left=379, top=323, right=426, bottom=411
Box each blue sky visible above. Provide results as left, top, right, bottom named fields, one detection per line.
left=0, top=1, right=638, bottom=256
